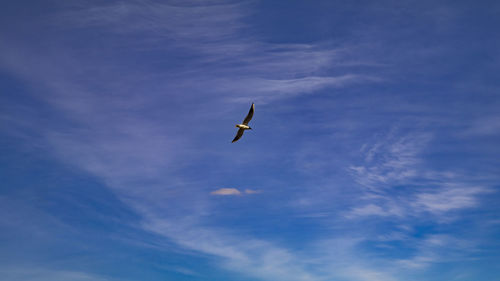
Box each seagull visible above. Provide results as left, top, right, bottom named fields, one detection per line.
left=232, top=103, right=254, bottom=143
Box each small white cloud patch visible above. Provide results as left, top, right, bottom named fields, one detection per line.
left=211, top=188, right=241, bottom=196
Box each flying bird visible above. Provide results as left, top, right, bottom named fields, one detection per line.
left=232, top=103, right=254, bottom=143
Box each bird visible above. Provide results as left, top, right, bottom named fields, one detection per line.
left=232, top=103, right=254, bottom=143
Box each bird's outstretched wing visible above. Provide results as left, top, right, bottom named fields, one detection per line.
left=232, top=128, right=245, bottom=143
left=242, top=103, right=254, bottom=125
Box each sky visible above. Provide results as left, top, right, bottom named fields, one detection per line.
left=1, top=0, right=500, bottom=280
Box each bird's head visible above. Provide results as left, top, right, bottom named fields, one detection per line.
left=249, top=127, right=252, bottom=130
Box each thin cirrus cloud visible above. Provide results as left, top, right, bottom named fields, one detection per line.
left=349, top=131, right=432, bottom=189
left=142, top=215, right=400, bottom=281
left=412, top=185, right=491, bottom=214
left=396, top=234, right=479, bottom=269
left=141, top=216, right=319, bottom=281
left=345, top=129, right=492, bottom=222
left=344, top=185, right=489, bottom=220
left=53, top=0, right=376, bottom=104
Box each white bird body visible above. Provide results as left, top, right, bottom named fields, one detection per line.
left=236, top=124, right=251, bottom=129
left=232, top=103, right=254, bottom=143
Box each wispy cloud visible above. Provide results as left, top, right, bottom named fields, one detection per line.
left=349, top=130, right=431, bottom=190
left=412, top=185, right=491, bottom=214
left=345, top=203, right=403, bottom=219
left=396, top=234, right=479, bottom=269
left=310, top=238, right=398, bottom=281
left=345, top=184, right=490, bottom=221
left=341, top=125, right=494, bottom=274
left=58, top=0, right=248, bottom=44
left=142, top=216, right=318, bottom=281
left=51, top=0, right=377, bottom=104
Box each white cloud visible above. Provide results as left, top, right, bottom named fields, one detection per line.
left=50, top=1, right=376, bottom=104
left=345, top=203, right=403, bottom=218
left=413, top=186, right=490, bottom=214
left=141, top=217, right=317, bottom=281
left=210, top=188, right=261, bottom=196
left=346, top=185, right=491, bottom=222
left=346, top=128, right=492, bottom=224
left=58, top=1, right=248, bottom=44
left=310, top=238, right=399, bottom=281
left=342, top=266, right=397, bottom=281
left=349, top=131, right=431, bottom=190
left=211, top=188, right=241, bottom=196
left=396, top=234, right=478, bottom=269
left=228, top=75, right=373, bottom=104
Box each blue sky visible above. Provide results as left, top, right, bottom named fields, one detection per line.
left=1, top=0, right=500, bottom=280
